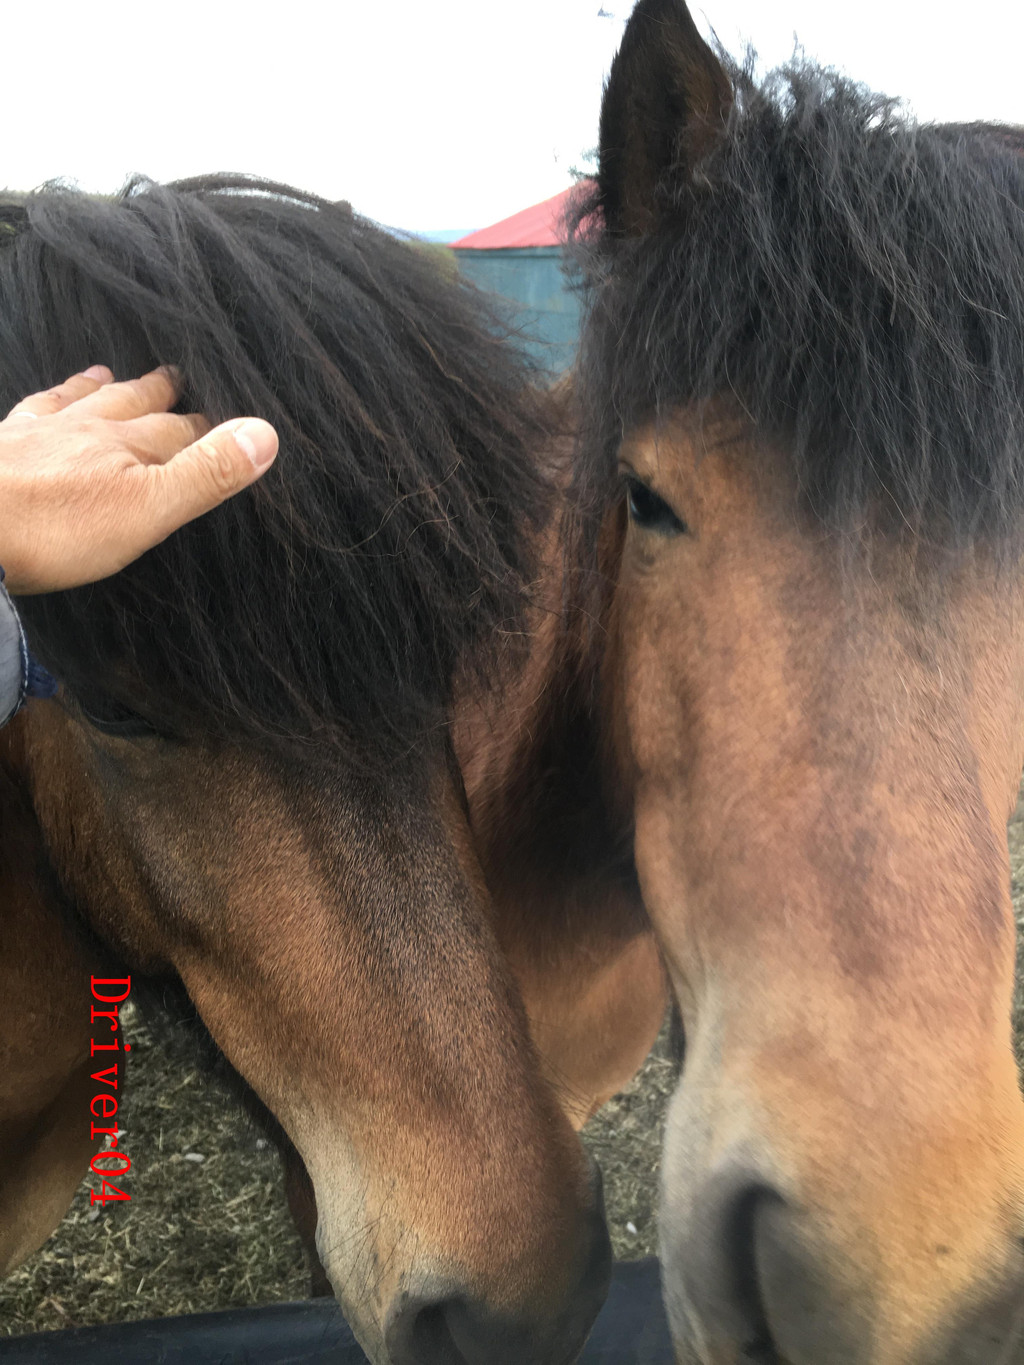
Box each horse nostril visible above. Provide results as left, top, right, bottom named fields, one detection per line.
left=384, top=1204, right=610, bottom=1365
left=669, top=1168, right=791, bottom=1363
left=385, top=1163, right=610, bottom=1365
left=385, top=1291, right=583, bottom=1365
left=388, top=1295, right=467, bottom=1365
left=680, top=1174, right=774, bottom=1340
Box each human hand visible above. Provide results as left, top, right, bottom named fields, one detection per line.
left=0, top=366, right=278, bottom=594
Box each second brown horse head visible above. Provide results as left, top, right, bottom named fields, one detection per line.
left=572, top=1, right=1024, bottom=1359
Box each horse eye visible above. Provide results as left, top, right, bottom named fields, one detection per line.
left=79, top=698, right=160, bottom=739
left=624, top=477, right=687, bottom=536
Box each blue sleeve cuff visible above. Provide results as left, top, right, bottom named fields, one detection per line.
left=0, top=570, right=57, bottom=728
left=0, top=573, right=28, bottom=726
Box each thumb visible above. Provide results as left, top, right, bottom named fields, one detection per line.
left=148, top=418, right=278, bottom=533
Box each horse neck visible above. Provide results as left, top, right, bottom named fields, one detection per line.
left=452, top=489, right=664, bottom=1130
left=453, top=491, right=637, bottom=926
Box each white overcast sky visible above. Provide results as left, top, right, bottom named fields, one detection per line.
left=4, top=0, right=1022, bottom=234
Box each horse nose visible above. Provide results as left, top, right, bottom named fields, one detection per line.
left=669, top=1165, right=1024, bottom=1363
left=385, top=1183, right=611, bottom=1365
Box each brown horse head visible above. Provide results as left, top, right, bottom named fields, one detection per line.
left=0, top=180, right=608, bottom=1363
left=571, top=1, right=1024, bottom=1358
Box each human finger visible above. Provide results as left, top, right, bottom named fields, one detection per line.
left=5, top=366, right=114, bottom=421
left=135, top=418, right=278, bottom=542
left=122, top=411, right=211, bottom=464
left=68, top=366, right=181, bottom=421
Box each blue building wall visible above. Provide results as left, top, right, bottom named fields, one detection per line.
left=452, top=246, right=580, bottom=376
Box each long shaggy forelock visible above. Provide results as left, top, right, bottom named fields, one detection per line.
left=569, top=56, right=1024, bottom=547
left=0, top=176, right=554, bottom=757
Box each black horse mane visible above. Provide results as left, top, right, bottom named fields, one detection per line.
left=0, top=176, right=553, bottom=757
left=569, top=56, right=1024, bottom=547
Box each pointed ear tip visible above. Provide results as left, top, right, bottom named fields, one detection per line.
left=620, top=0, right=726, bottom=71
left=598, top=0, right=732, bottom=238
left=630, top=0, right=701, bottom=29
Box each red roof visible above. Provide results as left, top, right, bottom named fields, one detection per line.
left=450, top=186, right=578, bottom=250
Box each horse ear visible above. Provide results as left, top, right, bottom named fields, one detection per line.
left=598, top=0, right=733, bottom=237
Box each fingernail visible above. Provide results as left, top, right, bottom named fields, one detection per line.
left=233, top=419, right=279, bottom=474
left=82, top=364, right=112, bottom=381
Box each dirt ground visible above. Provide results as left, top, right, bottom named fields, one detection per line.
left=3, top=794, right=1024, bottom=1337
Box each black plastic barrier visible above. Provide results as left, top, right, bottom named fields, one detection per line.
left=0, top=1258, right=672, bottom=1364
